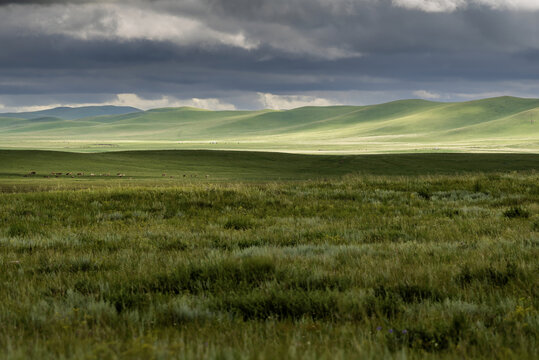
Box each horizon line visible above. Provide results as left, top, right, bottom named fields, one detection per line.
left=1, top=95, right=537, bottom=114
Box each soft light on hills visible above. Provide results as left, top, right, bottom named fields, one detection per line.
left=0, top=97, right=537, bottom=153
left=0, top=105, right=142, bottom=120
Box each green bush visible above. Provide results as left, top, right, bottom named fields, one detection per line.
left=456, top=262, right=520, bottom=287
left=223, top=216, right=254, bottom=230
left=503, top=206, right=530, bottom=218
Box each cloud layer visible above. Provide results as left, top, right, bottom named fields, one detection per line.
left=0, top=0, right=538, bottom=110
left=393, top=0, right=539, bottom=12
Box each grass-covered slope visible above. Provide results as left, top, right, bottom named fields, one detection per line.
left=0, top=97, right=537, bottom=153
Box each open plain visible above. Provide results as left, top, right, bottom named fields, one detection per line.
left=0, top=149, right=537, bottom=359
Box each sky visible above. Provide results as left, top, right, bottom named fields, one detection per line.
left=0, top=0, right=538, bottom=111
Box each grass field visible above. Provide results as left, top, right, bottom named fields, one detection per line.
left=0, top=150, right=538, bottom=359
left=1, top=96, right=538, bottom=153
left=1, top=150, right=538, bottom=184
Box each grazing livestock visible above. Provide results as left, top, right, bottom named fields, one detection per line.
left=77, top=172, right=83, bottom=176
left=162, top=173, right=166, bottom=177
left=90, top=173, right=95, bottom=176
left=29, top=171, right=36, bottom=175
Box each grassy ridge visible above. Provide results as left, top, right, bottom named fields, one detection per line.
left=0, top=172, right=537, bottom=359
left=1, top=96, right=537, bottom=153
left=0, top=105, right=141, bottom=120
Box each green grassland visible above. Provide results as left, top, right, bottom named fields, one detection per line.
left=1, top=96, right=538, bottom=153
left=0, top=150, right=538, bottom=185
left=0, top=151, right=538, bottom=359
left=0, top=97, right=538, bottom=359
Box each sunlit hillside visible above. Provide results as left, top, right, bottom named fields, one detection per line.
left=1, top=97, right=537, bottom=153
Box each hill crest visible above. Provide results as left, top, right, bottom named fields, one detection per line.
left=0, top=105, right=142, bottom=120
left=0, top=96, right=537, bottom=153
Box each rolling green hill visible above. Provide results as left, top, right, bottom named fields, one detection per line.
left=0, top=105, right=141, bottom=120
left=0, top=97, right=537, bottom=153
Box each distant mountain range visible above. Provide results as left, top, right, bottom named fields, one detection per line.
left=0, top=105, right=142, bottom=120
left=0, top=97, right=537, bottom=153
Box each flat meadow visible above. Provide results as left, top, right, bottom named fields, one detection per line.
left=0, top=151, right=537, bottom=359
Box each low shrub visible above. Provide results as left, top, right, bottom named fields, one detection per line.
left=456, top=262, right=519, bottom=287
left=215, top=290, right=338, bottom=320
left=224, top=216, right=254, bottom=230
left=503, top=207, right=530, bottom=219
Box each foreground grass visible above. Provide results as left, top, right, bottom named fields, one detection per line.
left=0, top=170, right=537, bottom=359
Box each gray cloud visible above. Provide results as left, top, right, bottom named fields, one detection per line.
left=0, top=0, right=538, bottom=110
left=0, top=0, right=112, bottom=4
left=392, top=0, right=539, bottom=12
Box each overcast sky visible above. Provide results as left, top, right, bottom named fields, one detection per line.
left=0, top=0, right=538, bottom=111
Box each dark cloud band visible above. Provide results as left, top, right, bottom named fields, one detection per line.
left=0, top=0, right=103, bottom=3
left=0, top=0, right=537, bottom=109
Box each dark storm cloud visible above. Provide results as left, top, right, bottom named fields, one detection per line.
left=191, top=0, right=539, bottom=54
left=0, top=0, right=538, bottom=110
left=0, top=0, right=108, bottom=4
